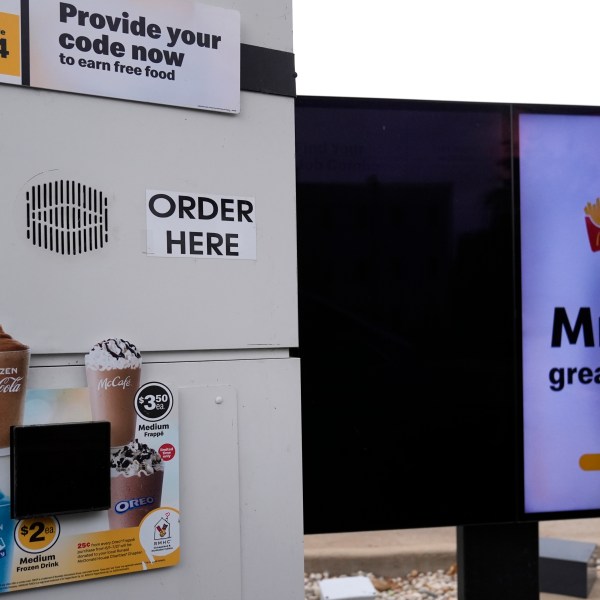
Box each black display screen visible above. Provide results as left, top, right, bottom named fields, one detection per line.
left=295, top=96, right=518, bottom=533
left=11, top=421, right=111, bottom=519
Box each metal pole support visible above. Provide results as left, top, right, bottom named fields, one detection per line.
left=457, top=521, right=539, bottom=600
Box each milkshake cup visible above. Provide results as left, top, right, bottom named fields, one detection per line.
left=108, top=440, right=164, bottom=530
left=85, top=339, right=142, bottom=447
left=0, top=326, right=29, bottom=449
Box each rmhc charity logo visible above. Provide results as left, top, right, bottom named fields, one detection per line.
left=584, top=199, right=600, bottom=251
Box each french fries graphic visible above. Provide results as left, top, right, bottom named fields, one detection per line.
left=584, top=199, right=600, bottom=251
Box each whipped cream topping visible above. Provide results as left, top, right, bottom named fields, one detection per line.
left=85, top=338, right=141, bottom=370
left=110, top=439, right=163, bottom=477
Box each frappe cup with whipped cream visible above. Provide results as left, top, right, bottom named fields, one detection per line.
left=0, top=326, right=29, bottom=449
left=85, top=339, right=142, bottom=447
left=108, top=440, right=164, bottom=529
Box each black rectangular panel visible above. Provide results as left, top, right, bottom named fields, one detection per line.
left=296, top=96, right=518, bottom=533
left=11, top=421, right=111, bottom=519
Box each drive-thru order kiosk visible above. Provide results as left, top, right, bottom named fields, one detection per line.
left=296, top=96, right=600, bottom=599
left=0, top=1, right=302, bottom=598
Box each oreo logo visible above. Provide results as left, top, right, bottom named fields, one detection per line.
left=114, top=496, right=156, bottom=514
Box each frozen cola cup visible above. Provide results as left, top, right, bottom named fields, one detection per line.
left=85, top=339, right=142, bottom=447
left=0, top=326, right=29, bottom=449
left=108, top=440, right=164, bottom=530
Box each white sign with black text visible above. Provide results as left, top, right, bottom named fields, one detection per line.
left=146, top=189, right=256, bottom=260
left=28, top=0, right=240, bottom=113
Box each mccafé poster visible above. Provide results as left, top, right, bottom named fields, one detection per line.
left=0, top=332, right=179, bottom=593
left=520, top=112, right=600, bottom=514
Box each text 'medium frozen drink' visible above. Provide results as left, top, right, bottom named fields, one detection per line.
left=85, top=338, right=142, bottom=447
left=0, top=326, right=29, bottom=448
left=108, top=440, right=164, bottom=529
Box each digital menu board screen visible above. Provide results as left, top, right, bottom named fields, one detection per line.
left=297, top=97, right=600, bottom=533
left=297, top=96, right=519, bottom=532
left=518, top=107, right=600, bottom=517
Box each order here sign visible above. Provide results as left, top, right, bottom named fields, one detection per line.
left=146, top=190, right=257, bottom=260
left=0, top=0, right=240, bottom=113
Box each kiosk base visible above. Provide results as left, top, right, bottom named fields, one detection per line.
left=457, top=522, right=539, bottom=600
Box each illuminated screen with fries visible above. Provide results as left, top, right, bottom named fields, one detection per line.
left=518, top=108, right=600, bottom=517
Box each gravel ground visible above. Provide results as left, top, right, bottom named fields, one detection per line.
left=305, top=566, right=457, bottom=600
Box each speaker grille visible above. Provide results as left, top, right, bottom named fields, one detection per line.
left=26, top=180, right=108, bottom=255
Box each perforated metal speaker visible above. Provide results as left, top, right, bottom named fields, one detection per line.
left=25, top=179, right=108, bottom=255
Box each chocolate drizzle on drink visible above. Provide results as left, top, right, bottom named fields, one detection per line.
left=94, top=339, right=141, bottom=361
